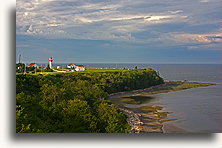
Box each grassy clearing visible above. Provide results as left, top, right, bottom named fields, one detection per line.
left=16, top=68, right=144, bottom=75
left=83, top=68, right=142, bottom=72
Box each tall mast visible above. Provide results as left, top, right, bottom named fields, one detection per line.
left=19, top=54, right=21, bottom=63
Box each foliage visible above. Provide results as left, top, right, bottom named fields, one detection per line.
left=45, top=64, right=50, bottom=70
left=16, top=69, right=163, bottom=133
left=16, top=63, right=25, bottom=73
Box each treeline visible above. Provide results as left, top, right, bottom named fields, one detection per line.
left=16, top=63, right=53, bottom=73
left=16, top=69, right=164, bottom=133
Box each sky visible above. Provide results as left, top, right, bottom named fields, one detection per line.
left=16, top=0, right=221, bottom=64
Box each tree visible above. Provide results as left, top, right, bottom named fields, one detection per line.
left=16, top=63, right=25, bottom=73
left=16, top=68, right=164, bottom=133
left=61, top=99, right=97, bottom=132
left=16, top=105, right=31, bottom=133
left=97, top=102, right=130, bottom=133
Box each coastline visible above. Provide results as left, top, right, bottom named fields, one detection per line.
left=108, top=81, right=215, bottom=133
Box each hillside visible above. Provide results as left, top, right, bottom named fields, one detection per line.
left=16, top=68, right=164, bottom=133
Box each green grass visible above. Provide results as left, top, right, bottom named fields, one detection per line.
left=16, top=68, right=144, bottom=75
left=83, top=68, right=141, bottom=72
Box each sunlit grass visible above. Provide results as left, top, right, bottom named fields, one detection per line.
left=16, top=68, right=150, bottom=75
left=83, top=68, right=147, bottom=73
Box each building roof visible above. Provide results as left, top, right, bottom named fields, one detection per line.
left=27, top=63, right=37, bottom=67
left=76, top=65, right=85, bottom=67
left=67, top=63, right=74, bottom=66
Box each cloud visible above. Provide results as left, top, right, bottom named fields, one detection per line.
left=160, top=33, right=221, bottom=44
left=187, top=44, right=220, bottom=50
left=16, top=0, right=189, bottom=40
left=200, top=0, right=209, bottom=2
left=200, top=0, right=221, bottom=2
left=16, top=0, right=221, bottom=45
left=168, top=10, right=184, bottom=14
left=156, top=32, right=221, bottom=50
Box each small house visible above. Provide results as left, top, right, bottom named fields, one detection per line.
left=27, top=63, right=39, bottom=69
left=75, top=65, right=85, bottom=71
left=67, top=63, right=75, bottom=69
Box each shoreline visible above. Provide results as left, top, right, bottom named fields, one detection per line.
left=108, top=81, right=215, bottom=133
left=109, top=81, right=215, bottom=99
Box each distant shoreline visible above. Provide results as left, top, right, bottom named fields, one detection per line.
left=109, top=81, right=215, bottom=133
left=109, top=81, right=215, bottom=99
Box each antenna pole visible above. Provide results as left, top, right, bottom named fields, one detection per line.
left=19, top=54, right=21, bottom=63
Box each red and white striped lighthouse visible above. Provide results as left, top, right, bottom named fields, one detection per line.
left=48, top=57, right=53, bottom=69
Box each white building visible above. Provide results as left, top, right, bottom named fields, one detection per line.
left=75, top=65, right=85, bottom=71
left=48, top=57, right=53, bottom=69
left=67, top=63, right=75, bottom=68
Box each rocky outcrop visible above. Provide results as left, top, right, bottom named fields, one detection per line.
left=118, top=107, right=144, bottom=133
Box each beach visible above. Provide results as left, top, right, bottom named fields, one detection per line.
left=109, top=81, right=214, bottom=133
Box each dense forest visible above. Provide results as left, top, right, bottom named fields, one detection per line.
left=16, top=69, right=164, bottom=133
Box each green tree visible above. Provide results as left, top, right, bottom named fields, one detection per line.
left=97, top=102, right=130, bottom=133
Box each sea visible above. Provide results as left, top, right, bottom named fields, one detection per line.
left=47, top=63, right=222, bottom=133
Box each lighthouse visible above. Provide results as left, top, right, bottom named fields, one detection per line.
left=48, top=57, right=53, bottom=69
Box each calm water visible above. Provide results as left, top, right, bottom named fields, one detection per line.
left=50, top=63, right=221, bottom=133
left=149, top=64, right=221, bottom=133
